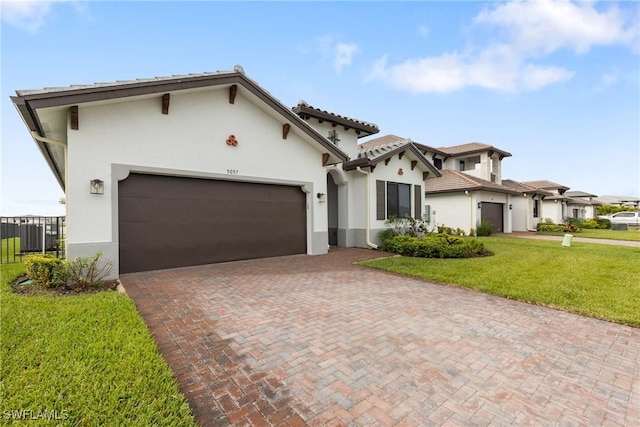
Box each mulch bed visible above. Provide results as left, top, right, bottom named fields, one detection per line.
left=11, top=275, right=119, bottom=296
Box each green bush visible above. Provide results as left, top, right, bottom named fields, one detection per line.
left=24, top=254, right=68, bottom=288
left=67, top=252, right=114, bottom=288
left=536, top=222, right=581, bottom=233
left=595, top=218, right=611, bottom=229
left=377, top=227, right=398, bottom=245
left=380, top=234, right=487, bottom=258
left=476, top=221, right=494, bottom=236
left=580, top=219, right=599, bottom=229
left=597, top=205, right=638, bottom=216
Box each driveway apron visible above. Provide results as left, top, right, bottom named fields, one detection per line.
left=121, top=248, right=639, bottom=426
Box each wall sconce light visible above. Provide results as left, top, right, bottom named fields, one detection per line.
left=477, top=202, right=482, bottom=209
left=509, top=204, right=513, bottom=210
left=90, top=179, right=104, bottom=195
left=317, top=192, right=326, bottom=202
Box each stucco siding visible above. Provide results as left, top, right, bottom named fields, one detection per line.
left=65, top=87, right=331, bottom=274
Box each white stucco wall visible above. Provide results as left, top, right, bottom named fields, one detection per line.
left=65, top=86, right=332, bottom=274
left=308, top=121, right=360, bottom=159
left=425, top=193, right=478, bottom=234
left=542, top=200, right=565, bottom=223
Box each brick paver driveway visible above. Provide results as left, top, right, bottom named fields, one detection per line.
left=121, top=248, right=639, bottom=426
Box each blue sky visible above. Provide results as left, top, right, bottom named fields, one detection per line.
left=2, top=0, right=639, bottom=216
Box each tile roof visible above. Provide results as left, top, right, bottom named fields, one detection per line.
left=15, top=70, right=236, bottom=96
left=358, top=134, right=405, bottom=150
left=502, top=179, right=553, bottom=196
left=437, top=142, right=512, bottom=158
left=359, top=134, right=447, bottom=156
left=343, top=137, right=441, bottom=176
left=292, top=101, right=379, bottom=136
left=565, top=190, right=598, bottom=198
left=425, top=170, right=521, bottom=195
left=521, top=180, right=570, bottom=191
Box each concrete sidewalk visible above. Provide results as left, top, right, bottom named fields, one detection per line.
left=506, top=231, right=640, bottom=247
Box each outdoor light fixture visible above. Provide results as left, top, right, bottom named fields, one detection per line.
left=509, top=204, right=513, bottom=210
left=477, top=202, right=482, bottom=209
left=317, top=192, right=326, bottom=203
left=90, top=179, right=104, bottom=195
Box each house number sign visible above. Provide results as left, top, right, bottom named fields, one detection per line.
left=227, top=169, right=239, bottom=175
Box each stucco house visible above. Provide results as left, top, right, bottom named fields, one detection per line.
left=520, top=180, right=576, bottom=223
left=564, top=191, right=601, bottom=220
left=12, top=67, right=439, bottom=276
left=360, top=136, right=520, bottom=234
left=501, top=179, right=552, bottom=231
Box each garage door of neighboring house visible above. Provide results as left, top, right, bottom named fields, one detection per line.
left=118, top=173, right=307, bottom=273
left=481, top=202, right=504, bottom=233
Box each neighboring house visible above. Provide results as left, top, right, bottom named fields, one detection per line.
left=520, top=180, right=572, bottom=224
left=12, top=67, right=438, bottom=277
left=564, top=191, right=601, bottom=220
left=502, top=179, right=552, bottom=231
left=359, top=136, right=519, bottom=234
left=290, top=117, right=441, bottom=247
left=594, top=195, right=640, bottom=208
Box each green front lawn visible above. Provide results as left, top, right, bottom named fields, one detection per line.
left=0, top=263, right=197, bottom=426
left=359, top=236, right=640, bottom=326
left=537, top=228, right=640, bottom=242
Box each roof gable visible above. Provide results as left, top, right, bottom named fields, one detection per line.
left=437, top=142, right=512, bottom=158
left=521, top=180, right=570, bottom=191
left=12, top=67, right=350, bottom=189
left=344, top=139, right=441, bottom=177
left=292, top=101, right=379, bottom=138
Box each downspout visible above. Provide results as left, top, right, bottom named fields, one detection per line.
left=30, top=131, right=67, bottom=148
left=465, top=190, right=473, bottom=234
left=355, top=166, right=378, bottom=249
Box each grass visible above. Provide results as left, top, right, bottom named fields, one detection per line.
left=536, top=228, right=640, bottom=242
left=0, top=263, right=197, bottom=426
left=359, top=236, right=640, bottom=327
left=1, top=237, right=21, bottom=263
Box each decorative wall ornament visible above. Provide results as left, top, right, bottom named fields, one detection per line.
left=398, top=168, right=404, bottom=176
left=226, top=135, right=238, bottom=146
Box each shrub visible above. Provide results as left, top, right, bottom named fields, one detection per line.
left=24, top=254, right=68, bottom=288
left=380, top=234, right=487, bottom=258
left=536, top=222, right=581, bottom=233
left=476, top=221, right=494, bottom=237
left=377, top=228, right=398, bottom=245
left=580, top=219, right=599, bottom=229
left=597, top=205, right=639, bottom=216
left=383, top=215, right=430, bottom=238
left=67, top=252, right=114, bottom=288
left=595, top=218, right=611, bottom=229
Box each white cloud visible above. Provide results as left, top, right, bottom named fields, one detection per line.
left=369, top=0, right=637, bottom=94
left=315, top=35, right=360, bottom=74
left=371, top=51, right=573, bottom=93
left=334, top=42, right=359, bottom=73
left=1, top=0, right=77, bottom=33
left=474, top=0, right=639, bottom=55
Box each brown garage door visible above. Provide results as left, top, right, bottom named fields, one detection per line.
left=481, top=202, right=503, bottom=233
left=118, top=173, right=307, bottom=273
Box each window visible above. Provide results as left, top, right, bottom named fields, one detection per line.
left=433, top=158, right=442, bottom=170
left=459, top=160, right=465, bottom=171
left=387, top=182, right=411, bottom=218
left=533, top=199, right=539, bottom=218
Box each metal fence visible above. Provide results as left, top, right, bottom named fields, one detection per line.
left=0, top=216, right=66, bottom=264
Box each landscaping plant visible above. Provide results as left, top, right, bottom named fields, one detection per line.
left=67, top=252, right=114, bottom=288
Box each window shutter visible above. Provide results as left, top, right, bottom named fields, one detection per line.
left=414, top=185, right=422, bottom=219
left=376, top=180, right=385, bottom=220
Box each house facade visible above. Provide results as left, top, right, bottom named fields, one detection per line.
left=359, top=137, right=519, bottom=234
left=12, top=68, right=437, bottom=277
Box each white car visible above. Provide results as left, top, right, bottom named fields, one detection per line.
left=600, top=211, right=640, bottom=226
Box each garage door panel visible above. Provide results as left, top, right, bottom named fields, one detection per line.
left=481, top=202, right=503, bottom=233
left=119, top=174, right=306, bottom=273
